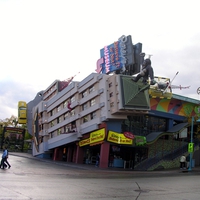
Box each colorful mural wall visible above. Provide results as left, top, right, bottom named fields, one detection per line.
left=150, top=98, right=200, bottom=117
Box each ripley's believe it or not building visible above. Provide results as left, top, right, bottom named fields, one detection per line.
left=25, top=35, right=200, bottom=170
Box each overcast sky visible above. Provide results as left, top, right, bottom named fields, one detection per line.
left=0, top=0, right=200, bottom=120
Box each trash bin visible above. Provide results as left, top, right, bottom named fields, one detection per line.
left=192, top=159, right=195, bottom=168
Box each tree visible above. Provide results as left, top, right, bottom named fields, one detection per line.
left=0, top=115, right=19, bottom=127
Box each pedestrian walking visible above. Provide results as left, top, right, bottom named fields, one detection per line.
left=180, top=154, right=186, bottom=169
left=95, top=153, right=100, bottom=167
left=0, top=146, right=11, bottom=169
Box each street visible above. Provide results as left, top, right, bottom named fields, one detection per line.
left=0, top=153, right=200, bottom=200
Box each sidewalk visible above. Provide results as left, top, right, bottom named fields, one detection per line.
left=8, top=152, right=200, bottom=174
left=9, top=152, right=130, bottom=172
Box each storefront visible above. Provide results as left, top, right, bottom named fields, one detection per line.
left=107, top=131, right=147, bottom=169
left=79, top=128, right=106, bottom=166
left=78, top=128, right=148, bottom=169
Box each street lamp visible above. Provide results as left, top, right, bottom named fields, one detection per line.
left=188, top=116, right=200, bottom=171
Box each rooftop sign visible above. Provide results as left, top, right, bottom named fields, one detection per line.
left=96, top=35, right=135, bottom=74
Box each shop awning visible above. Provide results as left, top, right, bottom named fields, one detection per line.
left=146, top=132, right=163, bottom=143
left=166, top=122, right=188, bottom=133
left=146, top=122, right=189, bottom=144
left=48, top=133, right=78, bottom=149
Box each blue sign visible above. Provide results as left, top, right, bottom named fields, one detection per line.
left=97, top=35, right=135, bottom=74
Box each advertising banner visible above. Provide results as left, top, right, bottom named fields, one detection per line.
left=79, top=128, right=105, bottom=147
left=107, top=130, right=133, bottom=145
left=135, top=136, right=147, bottom=146
left=98, top=35, right=134, bottom=74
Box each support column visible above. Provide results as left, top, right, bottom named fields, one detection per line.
left=72, top=146, right=77, bottom=163
left=53, top=148, right=59, bottom=161
left=75, top=145, right=84, bottom=164
left=67, top=147, right=72, bottom=162
left=99, top=142, right=110, bottom=168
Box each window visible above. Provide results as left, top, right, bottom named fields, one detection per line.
left=64, top=112, right=69, bottom=120
left=57, top=105, right=61, bottom=112
left=71, top=96, right=75, bottom=103
left=57, top=116, right=62, bottom=123
left=126, top=115, right=167, bottom=136
left=109, top=92, right=113, bottom=97
left=150, top=117, right=166, bottom=132
left=83, top=116, right=88, bottom=123
left=89, top=85, right=95, bottom=93
left=50, top=121, right=54, bottom=127
left=90, top=99, right=95, bottom=106
left=70, top=109, right=75, bottom=116
left=82, top=90, right=88, bottom=98
left=109, top=82, right=112, bottom=87
left=90, top=112, right=96, bottom=120
left=65, top=124, right=71, bottom=133
left=82, top=103, right=88, bottom=111
left=71, top=121, right=76, bottom=132
left=63, top=100, right=68, bottom=108
left=57, top=129, right=61, bottom=135
left=52, top=109, right=56, bottom=115
left=50, top=110, right=53, bottom=117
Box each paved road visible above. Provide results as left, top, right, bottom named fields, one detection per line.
left=0, top=153, right=200, bottom=200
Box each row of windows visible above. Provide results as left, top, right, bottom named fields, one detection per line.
left=49, top=111, right=97, bottom=137
left=49, top=97, right=75, bottom=117
left=43, top=83, right=57, bottom=100
left=82, top=111, right=96, bottom=123
left=49, top=99, right=97, bottom=128
left=82, top=98, right=96, bottom=111
left=49, top=85, right=95, bottom=117
left=50, top=121, right=77, bottom=137
left=46, top=85, right=96, bottom=136
left=49, top=95, right=96, bottom=128
left=122, top=115, right=167, bottom=136
left=82, top=85, right=95, bottom=98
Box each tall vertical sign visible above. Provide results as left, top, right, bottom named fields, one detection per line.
left=96, top=35, right=135, bottom=74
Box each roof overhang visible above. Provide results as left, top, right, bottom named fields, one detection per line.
left=48, top=133, right=78, bottom=149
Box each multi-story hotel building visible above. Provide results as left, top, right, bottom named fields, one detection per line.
left=27, top=72, right=200, bottom=170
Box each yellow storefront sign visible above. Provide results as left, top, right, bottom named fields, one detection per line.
left=107, top=131, right=133, bottom=145
left=79, top=128, right=105, bottom=147
left=90, top=128, right=105, bottom=144
left=79, top=138, right=90, bottom=147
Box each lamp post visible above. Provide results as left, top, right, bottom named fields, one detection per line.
left=188, top=116, right=200, bottom=171
left=188, top=116, right=194, bottom=171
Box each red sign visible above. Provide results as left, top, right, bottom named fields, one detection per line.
left=123, top=132, right=134, bottom=139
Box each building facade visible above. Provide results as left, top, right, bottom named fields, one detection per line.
left=27, top=72, right=200, bottom=170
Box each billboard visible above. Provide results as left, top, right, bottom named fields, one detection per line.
left=18, top=101, right=27, bottom=124
left=1, top=127, right=25, bottom=151
left=96, top=35, right=135, bottom=74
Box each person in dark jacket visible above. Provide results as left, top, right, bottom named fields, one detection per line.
left=0, top=146, right=11, bottom=169
left=132, top=58, right=156, bottom=85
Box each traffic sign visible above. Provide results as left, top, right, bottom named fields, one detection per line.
left=188, top=143, right=194, bottom=153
